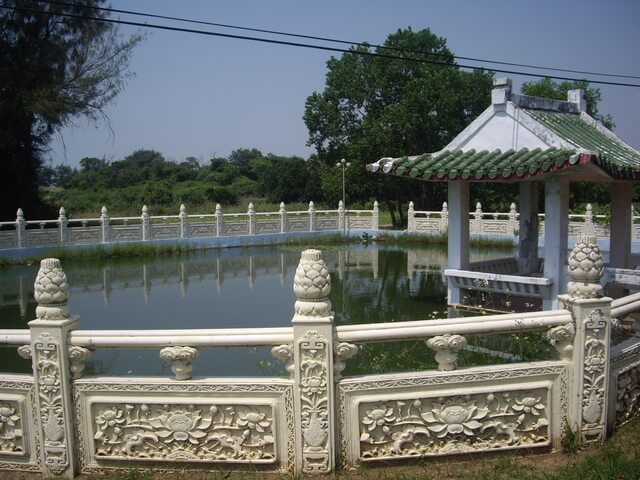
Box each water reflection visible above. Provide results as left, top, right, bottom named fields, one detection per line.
left=0, top=245, right=509, bottom=376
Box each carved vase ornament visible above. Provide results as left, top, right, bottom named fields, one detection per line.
left=293, top=249, right=332, bottom=318
left=426, top=334, right=467, bottom=371
left=567, top=233, right=604, bottom=298
left=159, top=346, right=199, bottom=380
left=33, top=258, right=70, bottom=320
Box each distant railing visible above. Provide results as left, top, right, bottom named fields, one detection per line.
left=0, top=201, right=380, bottom=251
left=0, top=239, right=639, bottom=476
left=408, top=201, right=638, bottom=239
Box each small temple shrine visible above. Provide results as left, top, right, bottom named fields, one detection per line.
left=367, top=78, right=640, bottom=309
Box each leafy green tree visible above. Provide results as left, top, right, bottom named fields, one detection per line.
left=521, top=77, right=614, bottom=129
left=228, top=148, right=263, bottom=178
left=250, top=155, right=308, bottom=203
left=304, top=28, right=494, bottom=225
left=0, top=0, right=142, bottom=219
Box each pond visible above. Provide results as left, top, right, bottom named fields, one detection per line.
left=1, top=244, right=550, bottom=377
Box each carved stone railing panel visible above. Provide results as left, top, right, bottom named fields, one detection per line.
left=347, top=217, right=372, bottom=229
left=338, top=364, right=567, bottom=466
left=256, top=221, right=280, bottom=234
left=189, top=223, right=216, bottom=238
left=0, top=376, right=41, bottom=473
left=68, top=227, right=101, bottom=245
left=223, top=222, right=249, bottom=236
left=0, top=231, right=17, bottom=249
left=150, top=224, right=180, bottom=240
left=73, top=380, right=294, bottom=474
left=111, top=226, right=142, bottom=242
left=413, top=218, right=440, bottom=233
left=610, top=339, right=640, bottom=429
left=287, top=219, right=310, bottom=232
left=315, top=218, right=338, bottom=231
left=26, top=230, right=59, bottom=247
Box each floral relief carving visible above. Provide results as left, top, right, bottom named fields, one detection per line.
left=91, top=402, right=276, bottom=463
left=581, top=309, right=608, bottom=440
left=333, top=342, right=358, bottom=380
left=298, top=330, right=330, bottom=473
left=34, top=332, right=68, bottom=474
left=358, top=389, right=549, bottom=460
left=615, top=360, right=640, bottom=428
left=0, top=401, right=24, bottom=455
left=546, top=323, right=575, bottom=361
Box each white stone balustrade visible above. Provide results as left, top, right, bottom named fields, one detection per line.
left=0, top=202, right=380, bottom=251
left=0, top=243, right=639, bottom=476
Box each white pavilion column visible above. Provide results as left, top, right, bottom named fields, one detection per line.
left=609, top=182, right=632, bottom=268
left=543, top=176, right=569, bottom=309
left=518, top=182, right=540, bottom=273
left=447, top=181, right=470, bottom=305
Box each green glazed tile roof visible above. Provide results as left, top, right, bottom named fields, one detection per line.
left=526, top=111, right=640, bottom=174
left=368, top=111, right=640, bottom=181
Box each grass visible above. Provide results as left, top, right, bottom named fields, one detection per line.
left=375, top=232, right=516, bottom=249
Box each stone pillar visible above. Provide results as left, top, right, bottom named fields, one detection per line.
left=280, top=202, right=288, bottom=233
left=100, top=206, right=110, bottom=243
left=508, top=202, right=518, bottom=235
left=215, top=203, right=224, bottom=237
left=248, top=202, right=256, bottom=235
left=29, top=259, right=79, bottom=478
left=407, top=201, right=415, bottom=232
left=610, top=182, right=632, bottom=268
left=543, top=177, right=569, bottom=309
left=141, top=205, right=150, bottom=241
left=291, top=250, right=336, bottom=474
left=16, top=208, right=26, bottom=248
left=447, top=181, right=470, bottom=304
left=372, top=201, right=379, bottom=230
left=518, top=182, right=539, bottom=273
left=308, top=201, right=316, bottom=232
left=558, top=234, right=611, bottom=445
left=440, top=201, right=448, bottom=234
left=58, top=207, right=68, bottom=246
left=179, top=204, right=189, bottom=238
left=338, top=201, right=345, bottom=232
left=472, top=202, right=483, bottom=234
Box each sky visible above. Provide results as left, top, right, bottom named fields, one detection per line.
left=49, top=0, right=640, bottom=167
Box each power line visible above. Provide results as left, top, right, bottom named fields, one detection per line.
left=3, top=3, right=640, bottom=88
left=38, top=0, right=640, bottom=81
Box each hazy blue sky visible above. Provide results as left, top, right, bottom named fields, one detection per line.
left=49, top=0, right=640, bottom=167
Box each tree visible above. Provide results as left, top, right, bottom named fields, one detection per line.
left=521, top=77, right=614, bottom=129
left=304, top=28, right=494, bottom=225
left=0, top=1, right=142, bottom=219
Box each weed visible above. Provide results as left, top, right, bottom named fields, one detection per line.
left=561, top=417, right=581, bottom=454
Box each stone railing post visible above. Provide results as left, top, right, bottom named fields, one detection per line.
left=558, top=233, right=612, bottom=445
left=584, top=203, right=594, bottom=236
left=308, top=201, right=316, bottom=232
left=100, top=206, right=110, bottom=243
left=279, top=202, right=288, bottom=233
left=407, top=201, right=415, bottom=232
left=440, top=201, right=448, bottom=234
left=141, top=205, right=150, bottom=241
left=16, top=208, right=26, bottom=248
left=58, top=207, right=68, bottom=246
left=29, top=258, right=79, bottom=478
left=179, top=204, right=189, bottom=238
left=508, top=202, right=518, bottom=235
left=372, top=201, right=379, bottom=230
left=338, top=200, right=345, bottom=232
left=215, top=203, right=224, bottom=237
left=248, top=202, right=256, bottom=235
left=291, top=249, right=336, bottom=474
left=472, top=202, right=483, bottom=234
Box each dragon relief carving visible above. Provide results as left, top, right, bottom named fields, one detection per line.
left=91, top=402, right=276, bottom=463
left=298, top=330, right=330, bottom=473
left=615, top=360, right=640, bottom=428
left=358, top=389, right=550, bottom=460
left=34, top=332, right=68, bottom=474
left=0, top=401, right=24, bottom=455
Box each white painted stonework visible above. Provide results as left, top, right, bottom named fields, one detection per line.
left=0, top=243, right=639, bottom=476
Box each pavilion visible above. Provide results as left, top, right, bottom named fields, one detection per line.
left=367, top=78, right=640, bottom=309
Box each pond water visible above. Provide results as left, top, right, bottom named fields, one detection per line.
left=1, top=244, right=542, bottom=377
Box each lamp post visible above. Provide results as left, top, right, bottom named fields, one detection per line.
left=336, top=158, right=350, bottom=233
